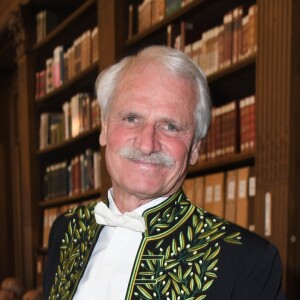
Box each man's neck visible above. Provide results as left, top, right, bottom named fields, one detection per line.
left=108, top=188, right=168, bottom=214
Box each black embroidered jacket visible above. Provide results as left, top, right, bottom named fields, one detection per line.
left=43, top=190, right=285, bottom=300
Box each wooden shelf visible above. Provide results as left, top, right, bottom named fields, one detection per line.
left=125, top=0, right=208, bottom=46
left=38, top=188, right=101, bottom=208
left=37, top=126, right=100, bottom=156
left=32, top=0, right=97, bottom=51
left=188, top=151, right=255, bottom=176
left=125, top=0, right=254, bottom=48
left=207, top=54, right=256, bottom=84
left=25, top=0, right=84, bottom=11
left=35, top=61, right=99, bottom=107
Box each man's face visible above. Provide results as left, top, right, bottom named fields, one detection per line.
left=100, top=63, right=201, bottom=202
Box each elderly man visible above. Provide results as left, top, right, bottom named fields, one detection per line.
left=43, top=46, right=284, bottom=299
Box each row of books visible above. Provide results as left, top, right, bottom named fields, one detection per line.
left=239, top=96, right=255, bottom=152
left=199, top=95, right=255, bottom=162
left=43, top=149, right=101, bottom=200
left=183, top=166, right=256, bottom=230
left=135, top=0, right=194, bottom=34
left=35, top=26, right=99, bottom=99
left=175, top=5, right=257, bottom=76
left=36, top=10, right=64, bottom=43
left=39, top=94, right=101, bottom=150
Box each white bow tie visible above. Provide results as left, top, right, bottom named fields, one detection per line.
left=94, top=202, right=146, bottom=232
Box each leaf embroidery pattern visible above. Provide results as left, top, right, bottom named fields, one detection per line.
left=49, top=203, right=99, bottom=300
left=132, top=199, right=242, bottom=300
left=148, top=193, right=190, bottom=236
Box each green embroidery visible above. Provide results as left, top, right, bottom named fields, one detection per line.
left=147, top=193, right=190, bottom=236
left=130, top=196, right=242, bottom=300
left=48, top=191, right=242, bottom=300
left=49, top=202, right=100, bottom=300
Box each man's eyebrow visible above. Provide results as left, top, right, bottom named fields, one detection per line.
left=118, top=110, right=140, bottom=117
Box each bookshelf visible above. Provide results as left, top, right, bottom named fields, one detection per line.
left=4, top=0, right=299, bottom=298
left=12, top=0, right=105, bottom=287
left=119, top=0, right=300, bottom=298
left=123, top=0, right=257, bottom=222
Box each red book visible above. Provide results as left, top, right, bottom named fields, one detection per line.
left=223, top=10, right=233, bottom=68
left=232, top=6, right=243, bottom=63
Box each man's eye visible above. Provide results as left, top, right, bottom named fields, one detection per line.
left=165, top=123, right=178, bottom=132
left=125, top=115, right=138, bottom=122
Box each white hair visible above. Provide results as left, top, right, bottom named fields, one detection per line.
left=95, top=45, right=211, bottom=141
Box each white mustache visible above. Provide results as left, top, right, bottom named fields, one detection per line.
left=119, top=147, right=175, bottom=168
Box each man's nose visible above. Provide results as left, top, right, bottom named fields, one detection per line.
left=133, top=124, right=162, bottom=154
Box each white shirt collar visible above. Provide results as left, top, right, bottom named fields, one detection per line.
left=107, top=188, right=168, bottom=216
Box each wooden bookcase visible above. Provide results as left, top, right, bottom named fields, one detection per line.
left=123, top=0, right=257, bottom=217
left=117, top=1, right=300, bottom=298
left=7, top=0, right=299, bottom=298
left=14, top=0, right=103, bottom=287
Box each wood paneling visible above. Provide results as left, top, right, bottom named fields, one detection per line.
left=16, top=53, right=39, bottom=287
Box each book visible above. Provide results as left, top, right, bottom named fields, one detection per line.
left=93, top=151, right=101, bottom=189
left=62, top=102, right=71, bottom=140
left=240, top=95, right=256, bottom=152
left=191, top=39, right=201, bottom=66
left=36, top=10, right=62, bottom=43
left=66, top=47, right=74, bottom=80
left=214, top=106, right=222, bottom=157
left=82, top=94, right=91, bottom=131
left=183, top=178, right=195, bottom=203
left=211, top=26, right=220, bottom=74
left=128, top=4, right=134, bottom=39
left=167, top=24, right=175, bottom=48
left=232, top=6, right=243, bottom=63
left=248, top=166, right=256, bottom=231
left=45, top=58, right=53, bottom=93
left=222, top=10, right=233, bottom=68
left=225, top=170, right=238, bottom=223
left=236, top=167, right=250, bottom=228
left=91, top=27, right=99, bottom=63
left=203, top=26, right=219, bottom=75
left=39, top=112, right=64, bottom=149
left=166, top=0, right=181, bottom=17
left=91, top=99, right=101, bottom=128
left=213, top=172, right=225, bottom=217
left=35, top=70, right=46, bottom=100
left=52, top=45, right=64, bottom=88
left=138, top=0, right=152, bottom=33
left=81, top=30, right=92, bottom=71
left=217, top=24, right=225, bottom=70
left=151, top=0, right=165, bottom=25
left=194, top=176, right=205, bottom=208
left=182, top=0, right=194, bottom=6
left=204, top=173, right=224, bottom=217
left=73, top=36, right=83, bottom=75
left=248, top=95, right=256, bottom=151
left=204, top=174, right=214, bottom=214
left=222, top=101, right=239, bottom=155
left=248, top=4, right=258, bottom=55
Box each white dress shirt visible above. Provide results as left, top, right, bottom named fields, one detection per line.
left=73, top=190, right=166, bottom=299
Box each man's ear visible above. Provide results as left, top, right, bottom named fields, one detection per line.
left=99, top=119, right=107, bottom=146
left=189, top=140, right=202, bottom=166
